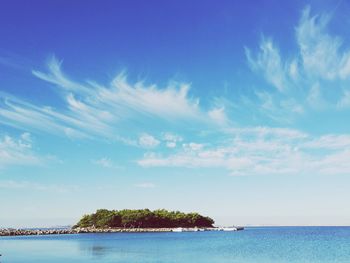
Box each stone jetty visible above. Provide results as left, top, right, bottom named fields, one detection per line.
left=0, top=226, right=243, bottom=237
left=0, top=228, right=76, bottom=236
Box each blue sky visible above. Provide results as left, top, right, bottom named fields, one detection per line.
left=1, top=0, right=350, bottom=227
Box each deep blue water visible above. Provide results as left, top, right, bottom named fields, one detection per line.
left=0, top=227, right=350, bottom=262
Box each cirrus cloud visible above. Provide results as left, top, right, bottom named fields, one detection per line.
left=244, top=6, right=350, bottom=122
left=0, top=133, right=42, bottom=168
left=138, top=127, right=350, bottom=177
left=0, top=57, right=228, bottom=144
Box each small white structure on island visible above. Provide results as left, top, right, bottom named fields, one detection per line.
left=218, top=227, right=238, bottom=231
left=222, top=227, right=238, bottom=231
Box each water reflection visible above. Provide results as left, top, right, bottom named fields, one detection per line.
left=89, top=245, right=108, bottom=257
left=79, top=242, right=112, bottom=259
left=77, top=234, right=147, bottom=260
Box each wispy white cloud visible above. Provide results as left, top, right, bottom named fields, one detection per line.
left=165, top=142, right=176, bottom=148
left=226, top=126, right=307, bottom=140
left=92, top=157, right=123, bottom=169
left=92, top=157, right=114, bottom=168
left=134, top=182, right=156, bottom=188
left=138, top=133, right=160, bottom=148
left=208, top=107, right=228, bottom=125
left=183, top=142, right=204, bottom=151
left=246, top=38, right=292, bottom=92
left=0, top=57, right=227, bottom=144
left=302, top=134, right=350, bottom=150
left=107, top=75, right=201, bottom=121
left=32, top=56, right=89, bottom=93
left=138, top=127, right=350, bottom=176
left=306, top=83, right=328, bottom=110
left=245, top=6, right=350, bottom=121
left=0, top=92, right=91, bottom=139
left=0, top=133, right=42, bottom=168
left=20, top=132, right=32, bottom=142
left=162, top=132, right=183, bottom=148
left=296, top=6, right=350, bottom=80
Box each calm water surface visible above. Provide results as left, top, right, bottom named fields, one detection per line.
left=0, top=227, right=349, bottom=262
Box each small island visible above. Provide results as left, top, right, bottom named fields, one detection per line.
left=0, top=209, right=243, bottom=236
left=74, top=209, right=215, bottom=228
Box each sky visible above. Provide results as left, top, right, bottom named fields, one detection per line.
left=1, top=0, right=350, bottom=227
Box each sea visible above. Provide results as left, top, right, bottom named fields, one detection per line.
left=0, top=227, right=349, bottom=262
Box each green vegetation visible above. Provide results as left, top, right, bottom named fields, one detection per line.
left=74, top=209, right=214, bottom=228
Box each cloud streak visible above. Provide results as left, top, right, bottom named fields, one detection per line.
left=138, top=127, right=350, bottom=176
left=0, top=133, right=42, bottom=168
left=0, top=57, right=227, bottom=144
left=244, top=6, right=350, bottom=122
left=138, top=133, right=160, bottom=148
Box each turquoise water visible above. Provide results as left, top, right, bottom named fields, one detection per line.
left=0, top=227, right=349, bottom=262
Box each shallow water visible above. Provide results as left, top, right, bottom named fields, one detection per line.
left=0, top=227, right=349, bottom=262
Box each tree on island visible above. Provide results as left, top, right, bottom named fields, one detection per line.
left=74, top=209, right=214, bottom=228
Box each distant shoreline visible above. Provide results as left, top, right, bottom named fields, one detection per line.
left=0, top=226, right=244, bottom=237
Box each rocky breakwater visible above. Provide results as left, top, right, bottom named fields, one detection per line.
left=0, top=228, right=76, bottom=236
left=0, top=227, right=242, bottom=236
left=74, top=227, right=177, bottom=233
left=0, top=227, right=205, bottom=236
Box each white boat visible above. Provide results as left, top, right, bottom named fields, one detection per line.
left=217, top=227, right=237, bottom=231
left=222, top=227, right=237, bottom=231
left=172, top=227, right=183, bottom=232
